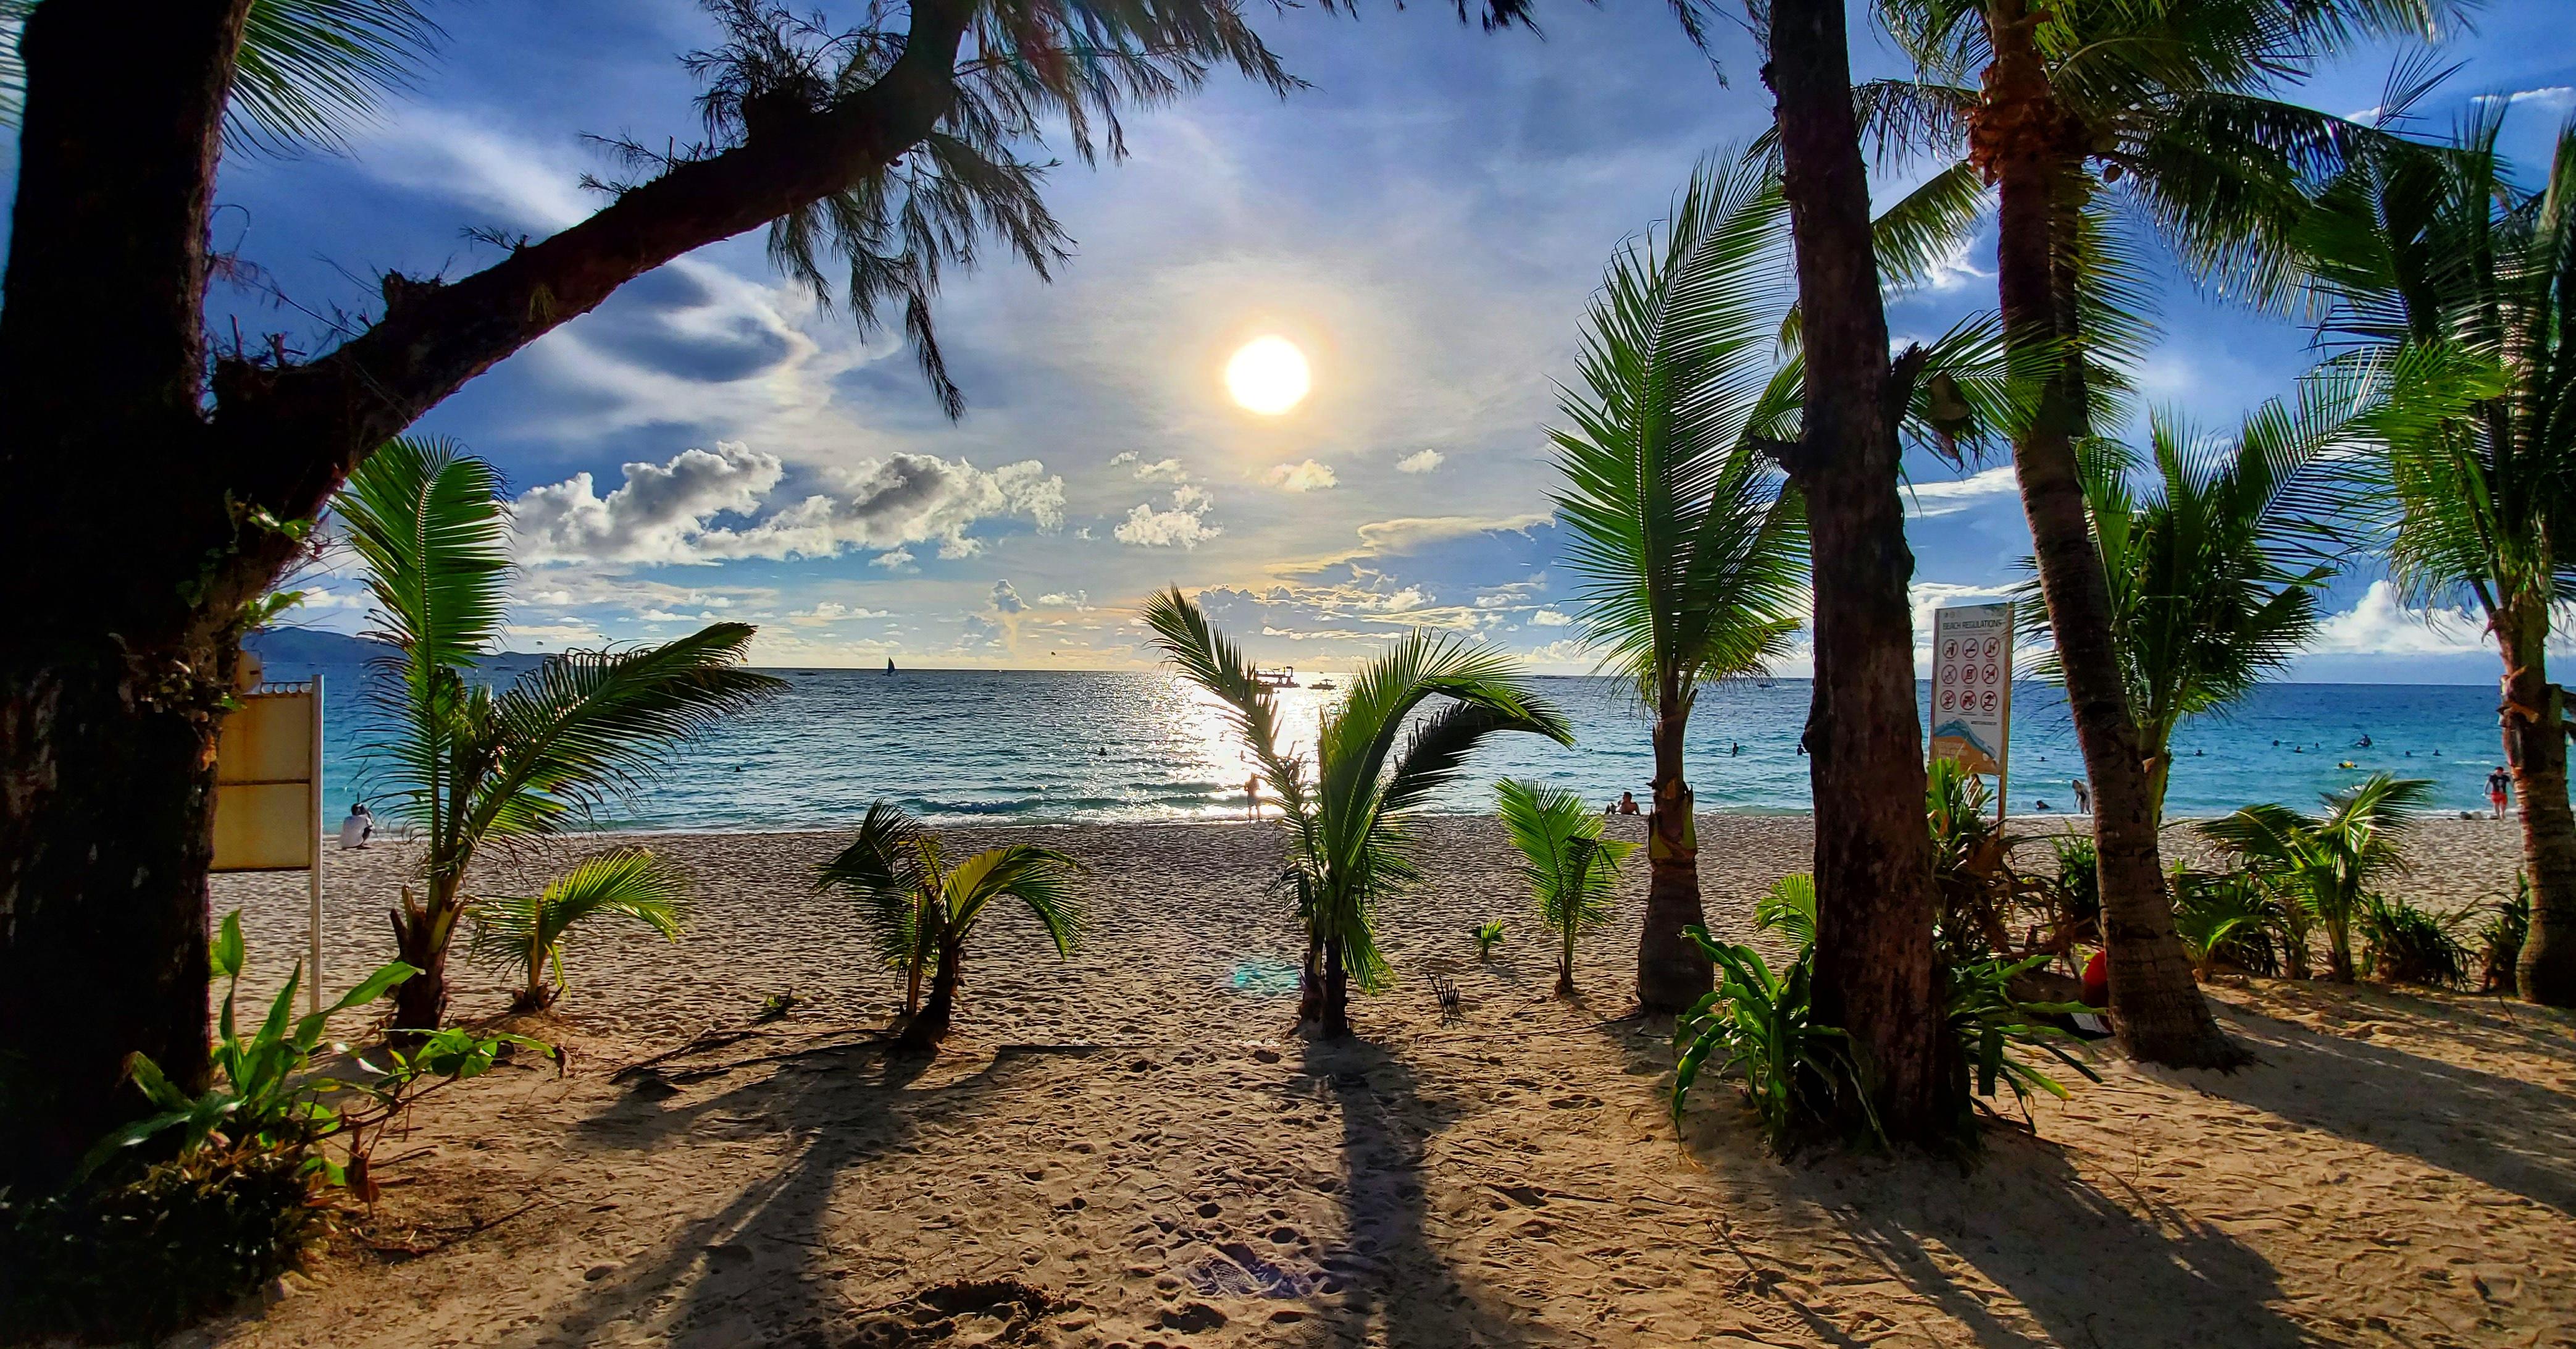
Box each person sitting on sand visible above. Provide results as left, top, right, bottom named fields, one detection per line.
left=1615, top=791, right=1641, bottom=815
left=338, top=802, right=374, bottom=850
left=2490, top=765, right=2514, bottom=820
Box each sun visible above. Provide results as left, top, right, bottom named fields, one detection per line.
left=1224, top=336, right=1311, bottom=415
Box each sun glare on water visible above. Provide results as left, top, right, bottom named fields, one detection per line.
left=1224, top=336, right=1311, bottom=415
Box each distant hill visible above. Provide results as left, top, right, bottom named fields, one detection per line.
left=246, top=628, right=547, bottom=675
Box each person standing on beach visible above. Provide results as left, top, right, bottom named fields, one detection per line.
left=2489, top=765, right=2515, bottom=820
left=1246, top=774, right=1261, bottom=821
left=2072, top=780, right=2091, bottom=815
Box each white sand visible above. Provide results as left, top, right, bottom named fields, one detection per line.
left=193, top=813, right=2576, bottom=1348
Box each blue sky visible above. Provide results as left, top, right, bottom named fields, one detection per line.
left=12, top=0, right=2575, bottom=679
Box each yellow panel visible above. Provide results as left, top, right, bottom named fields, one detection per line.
left=214, top=782, right=315, bottom=872
left=217, top=691, right=314, bottom=785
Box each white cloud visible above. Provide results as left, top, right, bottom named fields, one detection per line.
left=991, top=579, right=1026, bottom=613
left=1529, top=608, right=1574, bottom=626
left=1116, top=485, right=1223, bottom=549
left=1265, top=458, right=1339, bottom=492
left=1035, top=589, right=1092, bottom=609
left=513, top=445, right=1066, bottom=566
left=1903, top=466, right=2019, bottom=518
left=871, top=548, right=917, bottom=571
left=1396, top=449, right=1444, bottom=474
left=2309, top=581, right=2490, bottom=656
left=500, top=621, right=603, bottom=647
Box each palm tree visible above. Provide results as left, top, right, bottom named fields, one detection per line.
left=1867, top=0, right=2453, bottom=1067
left=1549, top=150, right=1812, bottom=1014
left=2199, top=773, right=2433, bottom=983
left=1495, top=778, right=1636, bottom=997
left=1142, top=587, right=1572, bottom=1037
left=338, top=437, right=782, bottom=1032
left=2021, top=379, right=2361, bottom=825
left=469, top=848, right=690, bottom=1012
left=815, top=801, right=1085, bottom=1051
left=1, top=0, right=443, bottom=151
left=2294, top=112, right=2576, bottom=1004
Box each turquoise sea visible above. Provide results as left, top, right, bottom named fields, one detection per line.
left=257, top=658, right=2512, bottom=831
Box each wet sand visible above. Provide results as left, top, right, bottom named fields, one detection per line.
left=196, top=813, right=2576, bottom=1348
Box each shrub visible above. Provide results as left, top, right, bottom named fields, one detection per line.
left=1, top=1146, right=329, bottom=1342
left=2171, top=868, right=2283, bottom=978
left=1670, top=927, right=1872, bottom=1153
left=1470, top=920, right=1508, bottom=960
left=2477, top=872, right=2530, bottom=994
left=2359, top=893, right=2470, bottom=989
left=1945, top=956, right=2101, bottom=1118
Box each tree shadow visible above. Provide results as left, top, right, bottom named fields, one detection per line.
left=1290, top=1037, right=1540, bottom=1349
left=2153, top=1001, right=2576, bottom=1217
left=504, top=1038, right=1040, bottom=1347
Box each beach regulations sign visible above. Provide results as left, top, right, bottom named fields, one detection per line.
left=1929, top=602, right=2012, bottom=789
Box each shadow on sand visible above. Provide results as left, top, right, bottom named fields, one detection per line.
left=2156, top=999, right=2576, bottom=1217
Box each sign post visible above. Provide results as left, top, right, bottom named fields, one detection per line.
left=212, top=671, right=326, bottom=1014
left=1928, top=603, right=2012, bottom=823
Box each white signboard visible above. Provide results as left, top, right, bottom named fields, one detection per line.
left=1930, top=603, right=2012, bottom=783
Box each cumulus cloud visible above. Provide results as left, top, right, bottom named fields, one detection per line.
left=1396, top=449, right=1444, bottom=474
left=1529, top=608, right=1574, bottom=626
left=1116, top=485, right=1223, bottom=549
left=991, top=579, right=1026, bottom=613
left=1265, top=458, right=1339, bottom=492
left=1902, top=466, right=2020, bottom=518
left=513, top=444, right=1066, bottom=566
left=2309, top=581, right=2490, bottom=656
left=871, top=548, right=916, bottom=571
left=1035, top=589, right=1091, bottom=609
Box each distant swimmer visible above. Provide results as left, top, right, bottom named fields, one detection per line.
left=2034, top=799, right=2054, bottom=812
left=2293, top=746, right=2304, bottom=753
left=2489, top=765, right=2514, bottom=820
left=1730, top=742, right=1741, bottom=757
left=337, top=802, right=374, bottom=850
left=2338, top=761, right=2357, bottom=770
left=2358, top=734, right=2373, bottom=748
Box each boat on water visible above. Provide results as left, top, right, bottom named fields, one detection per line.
left=885, top=658, right=896, bottom=675
left=1309, top=678, right=1337, bottom=690
left=1255, top=666, right=1298, bottom=689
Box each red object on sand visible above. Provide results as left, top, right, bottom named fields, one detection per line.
left=2081, top=949, right=2109, bottom=1008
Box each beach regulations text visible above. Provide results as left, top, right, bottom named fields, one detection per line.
left=1929, top=602, right=2012, bottom=781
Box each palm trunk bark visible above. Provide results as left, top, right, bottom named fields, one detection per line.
left=389, top=875, right=465, bottom=1033
left=898, top=945, right=961, bottom=1051
left=1557, top=926, right=1578, bottom=998
left=1316, top=928, right=1352, bottom=1038
left=1636, top=693, right=1710, bottom=1012
left=1977, top=0, right=2244, bottom=1069
left=2496, top=613, right=2576, bottom=1003
left=0, top=0, right=257, bottom=1194
left=1767, top=0, right=1950, bottom=1138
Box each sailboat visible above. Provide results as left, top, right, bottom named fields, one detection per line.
left=885, top=658, right=896, bottom=675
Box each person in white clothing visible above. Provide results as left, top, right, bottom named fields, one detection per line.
left=338, top=802, right=374, bottom=850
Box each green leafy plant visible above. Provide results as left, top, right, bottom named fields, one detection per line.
left=1945, top=957, right=2102, bottom=1117
left=2359, top=893, right=2470, bottom=990
left=1470, top=920, right=1508, bottom=962
left=816, top=801, right=1086, bottom=1052
left=2170, top=868, right=2283, bottom=980
left=1926, top=757, right=2015, bottom=962
left=1143, top=587, right=1571, bottom=1036
left=469, top=847, right=691, bottom=1012
left=756, top=991, right=802, bottom=1023
left=1495, top=778, right=1634, bottom=995
left=2478, top=873, right=2531, bottom=995
left=1754, top=873, right=1817, bottom=949
left=1670, top=926, right=1871, bottom=1154
left=77, top=912, right=546, bottom=1199
left=2198, top=773, right=2432, bottom=983
left=339, top=437, right=782, bottom=1032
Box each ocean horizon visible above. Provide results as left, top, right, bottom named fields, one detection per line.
left=256, top=655, right=2511, bottom=833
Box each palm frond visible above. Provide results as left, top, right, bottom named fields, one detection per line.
left=943, top=843, right=1085, bottom=957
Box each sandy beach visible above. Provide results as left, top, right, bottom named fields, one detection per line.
left=196, top=813, right=2576, bottom=1348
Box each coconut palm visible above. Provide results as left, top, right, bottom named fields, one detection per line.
left=1143, top=587, right=1572, bottom=1037
left=469, top=848, right=690, bottom=1012
left=2198, top=773, right=2433, bottom=983
left=2020, top=378, right=2362, bottom=826
left=1864, top=0, right=2453, bottom=1067
left=1549, top=150, right=1812, bottom=1014
left=1495, top=778, right=1636, bottom=996
left=1, top=0, right=444, bottom=151
left=339, top=437, right=782, bottom=1033
left=2294, top=112, right=2576, bottom=1003
left=816, top=801, right=1084, bottom=1052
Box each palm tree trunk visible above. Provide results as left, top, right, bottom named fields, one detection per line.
left=0, top=0, right=256, bottom=1197
left=898, top=944, right=961, bottom=1051
left=1978, top=0, right=2243, bottom=1069
left=2497, top=615, right=2576, bottom=1004
left=391, top=873, right=466, bottom=1033
left=1637, top=696, right=1711, bottom=1012
left=1316, top=927, right=1352, bottom=1038
left=1766, top=0, right=1954, bottom=1137
left=1558, top=924, right=1578, bottom=998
